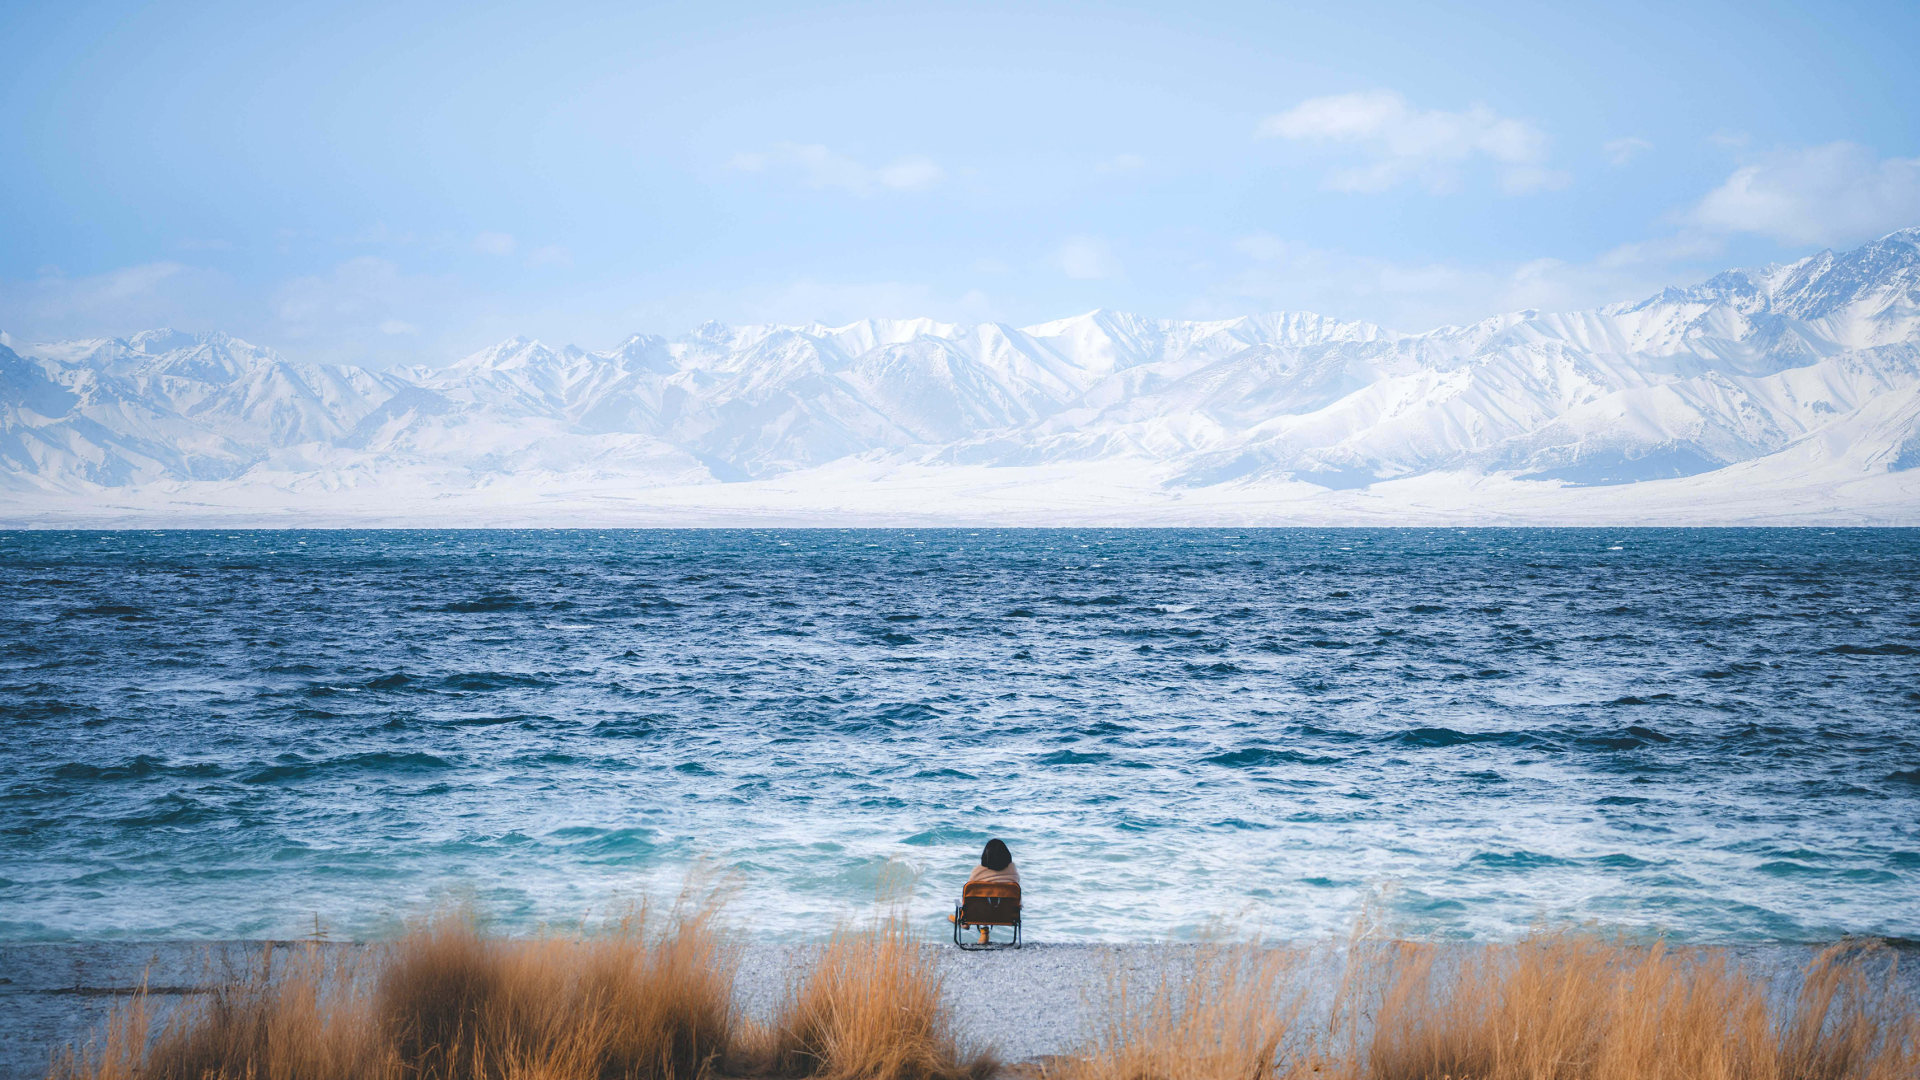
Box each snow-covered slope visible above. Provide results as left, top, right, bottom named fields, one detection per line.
left=5, top=229, right=1920, bottom=523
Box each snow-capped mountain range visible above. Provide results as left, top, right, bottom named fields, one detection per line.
left=5, top=230, right=1920, bottom=525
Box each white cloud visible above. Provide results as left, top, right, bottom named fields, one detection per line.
left=729, top=144, right=945, bottom=196
left=473, top=232, right=517, bottom=256
left=875, top=156, right=943, bottom=191
left=1604, top=137, right=1653, bottom=167
left=343, top=222, right=414, bottom=246
left=1499, top=165, right=1572, bottom=195
left=1234, top=233, right=1290, bottom=262
left=1216, top=232, right=1725, bottom=331
left=46, top=263, right=190, bottom=307
left=738, top=280, right=997, bottom=326
left=0, top=261, right=236, bottom=339
left=1095, top=153, right=1147, bottom=174
left=1591, top=232, right=1725, bottom=270
left=1257, top=90, right=1564, bottom=194
left=1057, top=237, right=1121, bottom=280
left=1690, top=142, right=1920, bottom=246
left=269, top=256, right=458, bottom=353
left=258, top=257, right=527, bottom=365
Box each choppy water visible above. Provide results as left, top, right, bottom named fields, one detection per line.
left=2, top=529, right=1917, bottom=944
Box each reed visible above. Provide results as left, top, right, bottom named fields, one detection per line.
left=762, top=916, right=992, bottom=1080
left=1049, top=945, right=1311, bottom=1080
left=49, top=941, right=386, bottom=1080
left=50, top=900, right=740, bottom=1080
left=1338, top=933, right=1919, bottom=1080
left=1055, top=932, right=1917, bottom=1080
left=48, top=922, right=1919, bottom=1080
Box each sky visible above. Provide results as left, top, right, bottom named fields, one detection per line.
left=2, top=0, right=1918, bottom=366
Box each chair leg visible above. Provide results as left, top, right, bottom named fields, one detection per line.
left=953, top=909, right=1024, bottom=950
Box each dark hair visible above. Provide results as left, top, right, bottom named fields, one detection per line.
left=981, top=838, right=1012, bottom=871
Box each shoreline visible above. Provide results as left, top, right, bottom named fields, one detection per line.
left=9, top=937, right=1917, bottom=1080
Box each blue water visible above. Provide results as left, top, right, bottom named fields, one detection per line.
left=2, top=529, right=1917, bottom=944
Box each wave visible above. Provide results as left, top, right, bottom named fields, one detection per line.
left=239, top=752, right=455, bottom=784
left=113, top=793, right=219, bottom=826
left=8, top=528, right=1920, bottom=943
left=1575, top=726, right=1674, bottom=750
left=591, top=717, right=659, bottom=738
left=1202, top=746, right=1343, bottom=767
left=51, top=756, right=227, bottom=782
left=1467, top=850, right=1574, bottom=871
left=1035, top=750, right=1111, bottom=765
left=437, top=594, right=534, bottom=613
left=909, top=767, right=977, bottom=780
left=438, top=671, right=555, bottom=692
left=1824, top=643, right=1920, bottom=656
left=546, top=826, right=656, bottom=859
left=901, top=825, right=985, bottom=846
left=1387, top=727, right=1548, bottom=749
left=59, top=604, right=148, bottom=619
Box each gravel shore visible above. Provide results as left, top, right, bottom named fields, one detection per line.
left=6, top=939, right=1912, bottom=1080
left=0, top=940, right=1175, bottom=1079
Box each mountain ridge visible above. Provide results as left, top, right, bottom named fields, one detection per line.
left=5, top=229, right=1920, bottom=523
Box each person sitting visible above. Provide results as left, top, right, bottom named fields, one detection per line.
left=950, top=839, right=1020, bottom=945
left=967, top=838, right=1019, bottom=887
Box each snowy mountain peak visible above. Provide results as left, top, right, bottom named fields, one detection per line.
left=812, top=316, right=959, bottom=354
left=1678, top=228, right=1920, bottom=321
left=1236, top=310, right=1395, bottom=345
left=5, top=229, right=1920, bottom=521
left=18, top=327, right=279, bottom=379
left=610, top=333, right=676, bottom=374
left=444, top=336, right=595, bottom=377
left=126, top=327, right=230, bottom=354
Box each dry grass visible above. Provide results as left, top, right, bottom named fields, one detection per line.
left=1054, top=932, right=1917, bottom=1080
left=50, top=920, right=1919, bottom=1080
left=51, top=943, right=389, bottom=1080
left=760, top=916, right=992, bottom=1080
left=1339, top=933, right=1919, bottom=1080
left=371, top=904, right=738, bottom=1080
left=51, top=900, right=740, bottom=1080
left=1048, top=946, right=1309, bottom=1080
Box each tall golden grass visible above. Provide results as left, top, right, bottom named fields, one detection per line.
left=1052, top=933, right=1918, bottom=1080
left=757, top=916, right=993, bottom=1080
left=51, top=900, right=742, bottom=1080
left=1341, top=935, right=1919, bottom=1080
left=1051, top=946, right=1307, bottom=1080
left=51, top=920, right=1919, bottom=1080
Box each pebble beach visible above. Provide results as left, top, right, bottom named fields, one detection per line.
left=9, top=938, right=1917, bottom=1080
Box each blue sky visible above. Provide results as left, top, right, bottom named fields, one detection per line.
left=3, top=0, right=1918, bottom=365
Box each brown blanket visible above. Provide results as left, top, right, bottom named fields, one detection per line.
left=965, top=862, right=1020, bottom=887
